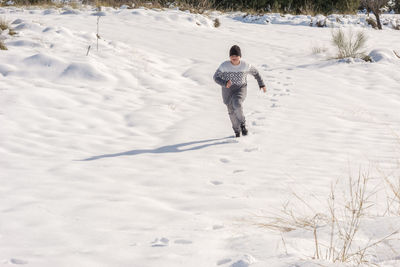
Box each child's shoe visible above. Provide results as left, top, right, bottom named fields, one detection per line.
left=240, top=123, right=248, bottom=136
left=235, top=131, right=241, bottom=138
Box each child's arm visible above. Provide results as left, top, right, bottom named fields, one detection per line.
left=213, top=68, right=228, bottom=87
left=249, top=65, right=266, bottom=91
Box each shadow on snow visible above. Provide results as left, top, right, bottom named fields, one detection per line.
left=80, top=137, right=236, bottom=161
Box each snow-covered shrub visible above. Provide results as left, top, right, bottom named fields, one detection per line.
left=332, top=28, right=368, bottom=60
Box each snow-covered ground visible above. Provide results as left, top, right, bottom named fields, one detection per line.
left=1, top=5, right=400, bottom=267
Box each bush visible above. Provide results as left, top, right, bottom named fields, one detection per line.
left=332, top=28, right=368, bottom=60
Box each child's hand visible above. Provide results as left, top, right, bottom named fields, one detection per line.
left=260, top=86, right=267, bottom=93
left=226, top=80, right=232, bottom=88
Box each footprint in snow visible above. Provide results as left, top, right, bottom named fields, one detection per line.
left=244, top=147, right=259, bottom=152
left=217, top=258, right=232, bottom=265
left=210, top=180, right=223, bottom=185
left=151, top=237, right=169, bottom=247
left=231, top=260, right=250, bottom=267
left=174, top=239, right=192, bottom=244
left=213, top=225, right=224, bottom=230
left=233, top=170, right=244, bottom=173
left=220, top=158, right=230, bottom=164
left=271, top=103, right=279, bottom=108
left=8, top=259, right=28, bottom=265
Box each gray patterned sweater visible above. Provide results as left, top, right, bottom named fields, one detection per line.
left=213, top=60, right=265, bottom=105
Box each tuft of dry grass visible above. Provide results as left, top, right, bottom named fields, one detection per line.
left=0, top=39, right=7, bottom=50
left=311, top=45, right=328, bottom=55
left=332, top=28, right=368, bottom=60
left=0, top=18, right=9, bottom=31
left=213, top=18, right=220, bottom=28
left=259, top=171, right=399, bottom=265
left=366, top=17, right=378, bottom=29
left=8, top=28, right=17, bottom=36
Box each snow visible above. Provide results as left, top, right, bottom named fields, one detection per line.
left=1, top=5, right=400, bottom=267
left=232, top=12, right=400, bottom=29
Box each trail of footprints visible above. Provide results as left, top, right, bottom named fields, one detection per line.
left=262, top=67, right=293, bottom=109
left=150, top=236, right=253, bottom=266
left=148, top=67, right=294, bottom=266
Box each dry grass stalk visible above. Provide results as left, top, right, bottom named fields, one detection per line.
left=394, top=50, right=400, bottom=59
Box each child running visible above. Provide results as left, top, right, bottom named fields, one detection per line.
left=213, top=45, right=267, bottom=137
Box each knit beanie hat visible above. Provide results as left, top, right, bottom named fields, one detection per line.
left=229, top=45, right=241, bottom=57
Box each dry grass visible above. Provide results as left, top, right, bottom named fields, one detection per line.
left=366, top=17, right=378, bottom=29
left=213, top=18, right=220, bottom=28
left=8, top=28, right=17, bottom=36
left=0, top=18, right=9, bottom=31
left=259, top=171, right=399, bottom=265
left=311, top=45, right=328, bottom=55
left=332, top=28, right=368, bottom=60
left=384, top=174, right=400, bottom=215
left=0, top=39, right=7, bottom=50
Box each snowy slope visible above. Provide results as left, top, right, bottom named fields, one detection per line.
left=1, top=6, right=400, bottom=267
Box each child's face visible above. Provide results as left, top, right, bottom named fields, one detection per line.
left=230, top=55, right=241, bottom=65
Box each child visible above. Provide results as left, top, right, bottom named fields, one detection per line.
left=213, top=45, right=267, bottom=137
